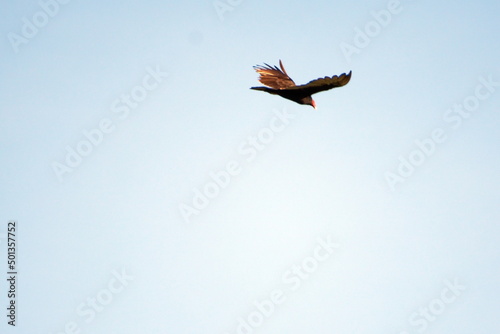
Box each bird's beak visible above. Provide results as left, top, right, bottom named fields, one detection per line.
left=311, top=100, right=317, bottom=109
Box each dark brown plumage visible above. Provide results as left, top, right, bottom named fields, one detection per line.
left=251, top=60, right=352, bottom=109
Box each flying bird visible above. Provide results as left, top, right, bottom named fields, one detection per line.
left=251, top=60, right=352, bottom=109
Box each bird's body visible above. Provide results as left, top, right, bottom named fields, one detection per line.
left=251, top=60, right=351, bottom=109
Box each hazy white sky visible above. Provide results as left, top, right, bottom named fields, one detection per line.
left=1, top=1, right=499, bottom=333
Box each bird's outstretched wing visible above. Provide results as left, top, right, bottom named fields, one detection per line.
left=284, top=71, right=352, bottom=96
left=252, top=60, right=296, bottom=89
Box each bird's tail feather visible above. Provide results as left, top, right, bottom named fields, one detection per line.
left=250, top=86, right=278, bottom=94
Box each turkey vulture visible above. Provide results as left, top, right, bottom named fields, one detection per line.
left=251, top=60, right=352, bottom=109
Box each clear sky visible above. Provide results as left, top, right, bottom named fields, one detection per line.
left=1, top=0, right=499, bottom=333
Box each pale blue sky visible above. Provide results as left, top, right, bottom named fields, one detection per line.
left=1, top=1, right=499, bottom=333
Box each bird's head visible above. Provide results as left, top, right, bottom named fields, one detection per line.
left=310, top=99, right=317, bottom=109
left=301, top=96, right=316, bottom=109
